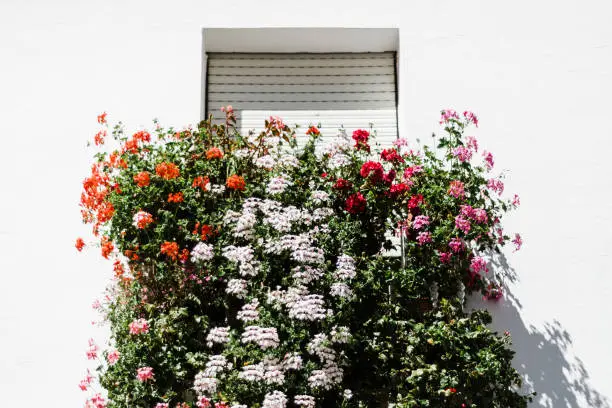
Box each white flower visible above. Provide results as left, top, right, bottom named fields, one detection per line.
left=278, top=154, right=299, bottom=168
left=203, top=355, right=231, bottom=377
left=210, top=184, right=226, bottom=195
left=191, top=242, right=214, bottom=263
left=238, top=362, right=265, bottom=382
left=282, top=352, right=303, bottom=371
left=241, top=326, right=280, bottom=349
left=328, top=152, right=350, bottom=169
left=343, top=389, right=353, bottom=400
left=193, top=372, right=217, bottom=395
left=294, top=395, right=316, bottom=408
left=262, top=390, right=288, bottom=408
left=206, top=327, right=230, bottom=347
left=310, top=190, right=330, bottom=205
left=330, top=326, right=352, bottom=344
left=292, top=265, right=324, bottom=284
left=226, top=279, right=248, bottom=298
left=255, top=154, right=276, bottom=168
left=263, top=357, right=285, bottom=385
left=334, top=254, right=356, bottom=280
left=330, top=282, right=353, bottom=298
left=237, top=299, right=260, bottom=322
left=222, top=245, right=260, bottom=277
left=267, top=175, right=293, bottom=195
left=288, top=294, right=327, bottom=321
left=307, top=334, right=336, bottom=363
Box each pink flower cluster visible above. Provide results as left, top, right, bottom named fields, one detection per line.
left=412, top=215, right=430, bottom=230
left=440, top=109, right=459, bottom=124
left=137, top=366, right=154, bottom=382
left=487, top=178, right=504, bottom=195
left=78, top=369, right=94, bottom=391
left=460, top=205, right=488, bottom=224
left=448, top=237, right=464, bottom=253
left=107, top=348, right=120, bottom=365
left=454, top=215, right=471, bottom=234
left=470, top=256, right=489, bottom=275
left=416, top=231, right=432, bottom=246
left=483, top=151, right=494, bottom=170
left=452, top=146, right=473, bottom=162
left=85, top=394, right=106, bottom=408
left=448, top=180, right=465, bottom=199
left=463, top=110, right=479, bottom=127
left=86, top=338, right=98, bottom=360
left=129, top=318, right=149, bottom=335
left=512, top=233, right=523, bottom=251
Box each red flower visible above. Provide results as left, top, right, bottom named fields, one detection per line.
left=155, top=162, right=180, bottom=180
left=408, top=194, right=424, bottom=209
left=133, top=130, right=151, bottom=143
left=192, top=176, right=210, bottom=190
left=113, top=260, right=125, bottom=278
left=306, top=126, right=320, bottom=136
left=133, top=171, right=151, bottom=187
left=345, top=192, right=367, bottom=214
left=383, top=169, right=396, bottom=185
left=100, top=236, right=114, bottom=259
left=94, top=130, right=106, bottom=146
left=75, top=238, right=85, bottom=252
left=388, top=183, right=410, bottom=198
left=333, top=178, right=353, bottom=190
left=360, top=161, right=384, bottom=183
left=380, top=148, right=404, bottom=163
left=226, top=174, right=246, bottom=191
left=160, top=241, right=179, bottom=260
left=352, top=129, right=370, bottom=152
left=168, top=192, right=184, bottom=203
left=206, top=147, right=224, bottom=160
left=97, top=112, right=107, bottom=124
left=179, top=249, right=190, bottom=263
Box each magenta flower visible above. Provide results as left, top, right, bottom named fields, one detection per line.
left=465, top=136, right=479, bottom=152
left=455, top=215, right=471, bottom=234
left=449, top=237, right=464, bottom=253
left=483, top=151, right=494, bottom=170
left=512, top=233, right=523, bottom=251
left=487, top=178, right=504, bottom=195
left=440, top=109, right=459, bottom=124
left=412, top=215, right=430, bottom=230
left=403, top=165, right=423, bottom=180
left=155, top=404, right=169, bottom=408
left=85, top=393, right=107, bottom=408
left=512, top=194, right=521, bottom=206
left=452, top=146, right=473, bottom=162
left=470, top=256, right=488, bottom=275
left=460, top=205, right=474, bottom=218
left=472, top=208, right=488, bottom=224
left=439, top=252, right=452, bottom=264
left=416, top=231, right=432, bottom=246
left=448, top=180, right=465, bottom=199
left=136, top=366, right=154, bottom=382
left=463, top=111, right=479, bottom=127
left=129, top=318, right=149, bottom=335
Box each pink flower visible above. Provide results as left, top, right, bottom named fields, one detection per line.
left=403, top=165, right=423, bottom=180
left=484, top=283, right=503, bottom=301
left=495, top=227, right=505, bottom=244
left=449, top=237, right=464, bottom=253
left=472, top=208, right=488, bottom=224
left=465, top=136, right=479, bottom=152
left=196, top=397, right=212, bottom=408
left=86, top=338, right=98, bottom=360
left=455, top=215, right=471, bottom=234
left=463, top=111, right=479, bottom=127
left=383, top=169, right=397, bottom=184
left=107, top=349, right=120, bottom=365
left=155, top=404, right=169, bottom=408
left=136, top=366, right=154, bottom=382
left=470, top=256, right=488, bottom=275
left=512, top=233, right=523, bottom=251
left=440, top=109, right=459, bottom=124
left=483, top=151, right=494, bottom=171
left=512, top=194, right=520, bottom=206
left=448, top=180, right=465, bottom=199
left=215, top=403, right=229, bottom=408
left=92, top=299, right=101, bottom=310
left=412, top=215, right=430, bottom=230
left=452, top=146, right=473, bottom=162
left=439, top=252, right=452, bottom=263
left=85, top=394, right=107, bottom=408
left=393, top=138, right=408, bottom=147
left=487, top=178, right=504, bottom=195
left=78, top=370, right=94, bottom=391
left=460, top=205, right=474, bottom=218
left=129, top=318, right=149, bottom=335
left=416, top=231, right=432, bottom=245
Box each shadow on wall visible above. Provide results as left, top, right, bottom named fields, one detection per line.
left=467, top=253, right=610, bottom=408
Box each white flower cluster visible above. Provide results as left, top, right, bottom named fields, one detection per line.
left=287, top=293, right=327, bottom=321
left=277, top=154, right=300, bottom=168
left=202, top=354, right=232, bottom=378
left=241, top=326, right=280, bottom=349
left=190, top=242, right=214, bottom=263
left=334, top=255, right=356, bottom=280
left=262, top=356, right=285, bottom=385
left=294, top=395, right=316, bottom=408
left=237, top=299, right=259, bottom=323
left=330, top=282, right=352, bottom=298
left=292, top=265, right=324, bottom=284
left=210, top=184, right=226, bottom=195
left=226, top=278, right=248, bottom=298
left=267, top=175, right=293, bottom=195
left=307, top=334, right=336, bottom=363
left=330, top=326, right=352, bottom=344
left=193, top=372, right=218, bottom=396
left=255, top=154, right=276, bottom=169
left=206, top=327, right=230, bottom=348
left=222, top=245, right=260, bottom=277
left=238, top=362, right=265, bottom=382
left=323, top=130, right=351, bottom=156
left=262, top=390, right=288, bottom=408
left=310, top=190, right=329, bottom=206
left=307, top=362, right=343, bottom=390
left=282, top=352, right=303, bottom=371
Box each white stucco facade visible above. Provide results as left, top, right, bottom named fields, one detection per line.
left=0, top=0, right=610, bottom=406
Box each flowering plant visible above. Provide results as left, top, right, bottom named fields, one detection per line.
left=77, top=108, right=531, bottom=407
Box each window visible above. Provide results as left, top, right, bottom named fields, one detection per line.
left=202, top=28, right=399, bottom=146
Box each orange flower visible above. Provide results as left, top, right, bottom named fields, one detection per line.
left=206, top=147, right=224, bottom=160
left=192, top=176, right=210, bottom=191
left=96, top=201, right=115, bottom=224
left=123, top=248, right=140, bottom=261
left=226, top=174, right=246, bottom=191
left=94, top=130, right=106, bottom=146
left=75, top=238, right=85, bottom=252
left=133, top=211, right=154, bottom=229
left=113, top=260, right=125, bottom=278
left=306, top=125, right=320, bottom=136
left=200, top=224, right=215, bottom=241
left=155, top=162, right=180, bottom=180
left=168, top=192, right=184, bottom=203
left=179, top=249, right=190, bottom=263
left=123, top=138, right=139, bottom=154
left=101, top=236, right=114, bottom=259
left=109, top=151, right=127, bottom=169
left=133, top=171, right=151, bottom=187
left=97, top=112, right=107, bottom=124
left=133, top=130, right=151, bottom=143
left=160, top=241, right=179, bottom=260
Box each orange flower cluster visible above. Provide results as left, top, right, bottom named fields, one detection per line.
left=133, top=131, right=151, bottom=143
left=167, top=192, right=184, bottom=203
left=97, top=112, right=107, bottom=124
left=94, top=130, right=106, bottom=146
left=192, top=176, right=210, bottom=191
left=123, top=245, right=140, bottom=261
left=81, top=163, right=114, bottom=235
left=226, top=174, right=246, bottom=191
left=108, top=151, right=127, bottom=169
left=134, top=211, right=154, bottom=229
left=101, top=236, right=114, bottom=259
left=155, top=162, right=180, bottom=180
left=306, top=126, right=320, bottom=136
left=179, top=249, right=190, bottom=263
left=134, top=171, right=150, bottom=187
left=206, top=147, right=224, bottom=160
left=193, top=222, right=216, bottom=241
left=113, top=260, right=125, bottom=278
left=75, top=238, right=85, bottom=252
left=160, top=241, right=179, bottom=260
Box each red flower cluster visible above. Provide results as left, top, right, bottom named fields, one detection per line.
left=192, top=176, right=210, bottom=190
left=345, top=192, right=367, bottom=214
left=408, top=194, right=424, bottom=209
left=168, top=192, right=184, bottom=203
left=388, top=183, right=411, bottom=198
left=155, top=162, right=180, bottom=180
left=94, top=130, right=106, bottom=146
left=75, top=238, right=85, bottom=252
left=133, top=171, right=150, bottom=187
left=306, top=126, right=320, bottom=136
left=226, top=174, right=246, bottom=191
left=101, top=236, right=114, bottom=259
left=97, top=112, right=107, bottom=124
left=352, top=129, right=370, bottom=152
left=380, top=148, right=404, bottom=164
left=160, top=241, right=179, bottom=260
left=333, top=178, right=353, bottom=190
left=206, top=147, right=224, bottom=160
left=360, top=161, right=384, bottom=183
left=193, top=222, right=216, bottom=241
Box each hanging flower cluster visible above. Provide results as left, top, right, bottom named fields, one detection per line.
left=76, top=108, right=530, bottom=407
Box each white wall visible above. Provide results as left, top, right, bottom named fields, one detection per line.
left=0, top=0, right=610, bottom=406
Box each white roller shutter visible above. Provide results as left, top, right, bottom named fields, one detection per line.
left=205, top=52, right=398, bottom=147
